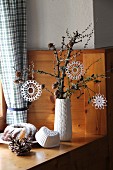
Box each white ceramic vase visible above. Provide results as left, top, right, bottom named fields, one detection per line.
left=54, top=98, right=72, bottom=141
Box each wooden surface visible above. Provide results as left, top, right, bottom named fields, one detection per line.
left=27, top=49, right=107, bottom=135
left=0, top=133, right=107, bottom=170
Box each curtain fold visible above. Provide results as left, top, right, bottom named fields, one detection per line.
left=0, top=0, right=28, bottom=124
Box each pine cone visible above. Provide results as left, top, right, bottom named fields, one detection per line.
left=8, top=137, right=32, bottom=156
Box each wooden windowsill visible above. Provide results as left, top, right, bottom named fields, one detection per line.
left=0, top=133, right=107, bottom=170
left=0, top=117, right=6, bottom=132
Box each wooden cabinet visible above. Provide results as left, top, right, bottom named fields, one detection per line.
left=27, top=48, right=113, bottom=170
left=0, top=48, right=113, bottom=170
left=0, top=134, right=108, bottom=170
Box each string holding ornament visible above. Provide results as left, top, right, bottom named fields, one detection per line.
left=21, top=62, right=42, bottom=102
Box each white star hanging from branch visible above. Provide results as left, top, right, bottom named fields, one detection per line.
left=91, top=93, right=107, bottom=109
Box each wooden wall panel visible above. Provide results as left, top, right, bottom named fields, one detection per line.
left=27, top=51, right=85, bottom=133
left=28, top=50, right=107, bottom=135
left=83, top=51, right=107, bottom=135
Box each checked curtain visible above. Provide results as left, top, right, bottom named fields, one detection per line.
left=0, top=0, right=28, bottom=124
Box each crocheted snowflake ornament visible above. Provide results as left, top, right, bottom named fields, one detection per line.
left=65, top=61, right=84, bottom=80
left=21, top=80, right=42, bottom=102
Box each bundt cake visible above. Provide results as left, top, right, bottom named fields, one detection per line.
left=2, top=123, right=37, bottom=141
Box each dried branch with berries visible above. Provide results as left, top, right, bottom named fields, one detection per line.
left=14, top=24, right=107, bottom=103
left=32, top=25, right=106, bottom=101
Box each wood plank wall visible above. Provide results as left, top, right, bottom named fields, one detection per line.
left=28, top=49, right=107, bottom=136
left=83, top=50, right=106, bottom=135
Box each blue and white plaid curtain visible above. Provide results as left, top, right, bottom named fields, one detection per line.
left=0, top=0, right=28, bottom=124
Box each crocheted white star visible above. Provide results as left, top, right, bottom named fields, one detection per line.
left=21, top=80, right=42, bottom=102
left=65, top=61, right=84, bottom=80
left=91, top=93, right=107, bottom=109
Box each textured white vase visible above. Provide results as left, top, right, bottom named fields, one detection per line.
left=54, top=98, right=72, bottom=141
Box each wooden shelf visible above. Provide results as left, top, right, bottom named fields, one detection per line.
left=1, top=48, right=113, bottom=169
left=0, top=133, right=107, bottom=170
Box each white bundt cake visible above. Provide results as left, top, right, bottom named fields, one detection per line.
left=2, top=123, right=37, bottom=141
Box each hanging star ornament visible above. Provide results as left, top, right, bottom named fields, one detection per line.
left=91, top=93, right=107, bottom=109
